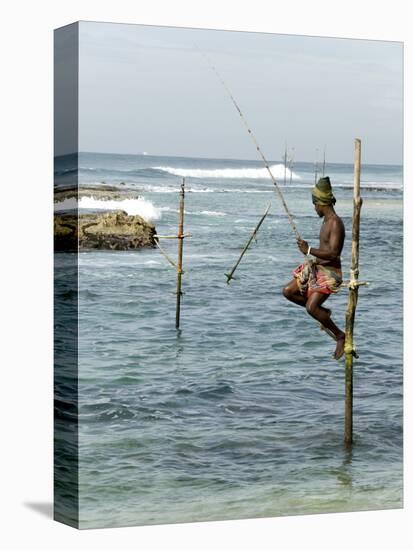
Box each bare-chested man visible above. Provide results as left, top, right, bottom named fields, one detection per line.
left=282, top=176, right=346, bottom=359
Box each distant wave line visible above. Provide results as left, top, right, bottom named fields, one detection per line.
left=111, top=182, right=402, bottom=194
left=71, top=164, right=300, bottom=181
left=153, top=163, right=301, bottom=180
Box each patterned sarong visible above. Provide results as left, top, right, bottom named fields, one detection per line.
left=293, top=259, right=342, bottom=297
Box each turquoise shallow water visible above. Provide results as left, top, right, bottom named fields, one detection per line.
left=57, top=153, right=403, bottom=528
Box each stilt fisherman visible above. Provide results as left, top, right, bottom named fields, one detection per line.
left=282, top=176, right=346, bottom=359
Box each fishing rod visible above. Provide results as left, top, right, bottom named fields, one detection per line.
left=225, top=203, right=271, bottom=284
left=197, top=47, right=301, bottom=241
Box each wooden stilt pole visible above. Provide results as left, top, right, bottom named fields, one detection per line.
left=289, top=148, right=294, bottom=186
left=175, top=178, right=185, bottom=329
left=344, top=138, right=363, bottom=448
left=322, top=146, right=326, bottom=177
left=314, top=148, right=319, bottom=185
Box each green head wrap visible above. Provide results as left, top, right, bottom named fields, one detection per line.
left=312, top=176, right=336, bottom=206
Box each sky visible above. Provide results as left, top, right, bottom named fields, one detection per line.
left=73, top=21, right=403, bottom=164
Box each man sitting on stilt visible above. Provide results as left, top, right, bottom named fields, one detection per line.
left=282, top=176, right=346, bottom=359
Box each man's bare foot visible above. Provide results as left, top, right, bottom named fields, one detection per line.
left=334, top=334, right=345, bottom=360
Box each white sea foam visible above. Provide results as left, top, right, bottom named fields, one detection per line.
left=54, top=196, right=162, bottom=221
left=54, top=197, right=78, bottom=211
left=140, top=185, right=181, bottom=193
left=198, top=210, right=226, bottom=217
left=142, top=184, right=271, bottom=194
left=161, top=207, right=226, bottom=217
left=153, top=163, right=301, bottom=180
left=145, top=185, right=219, bottom=193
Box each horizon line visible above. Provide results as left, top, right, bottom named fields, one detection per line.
left=55, top=150, right=403, bottom=167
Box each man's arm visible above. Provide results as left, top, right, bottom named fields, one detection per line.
left=297, top=218, right=344, bottom=260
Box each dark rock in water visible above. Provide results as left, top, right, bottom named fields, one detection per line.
left=54, top=211, right=157, bottom=251
left=54, top=185, right=141, bottom=202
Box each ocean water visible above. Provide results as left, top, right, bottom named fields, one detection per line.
left=55, top=152, right=403, bottom=528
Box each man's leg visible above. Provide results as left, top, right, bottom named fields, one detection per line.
left=282, top=279, right=307, bottom=307
left=305, top=292, right=345, bottom=359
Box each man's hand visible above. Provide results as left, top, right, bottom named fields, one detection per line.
left=297, top=238, right=309, bottom=255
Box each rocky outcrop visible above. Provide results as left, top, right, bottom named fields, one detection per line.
left=54, top=211, right=157, bottom=251
left=54, top=185, right=140, bottom=203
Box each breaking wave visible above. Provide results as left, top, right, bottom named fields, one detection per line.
left=54, top=196, right=162, bottom=221
left=153, top=163, right=301, bottom=180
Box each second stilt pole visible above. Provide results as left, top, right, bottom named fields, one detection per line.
left=344, top=138, right=363, bottom=448
left=175, top=179, right=185, bottom=329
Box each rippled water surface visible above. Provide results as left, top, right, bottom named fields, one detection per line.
left=62, top=153, right=402, bottom=528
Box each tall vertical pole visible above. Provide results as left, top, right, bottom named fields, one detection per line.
left=284, top=143, right=288, bottom=186
left=344, top=139, right=363, bottom=448
left=175, top=178, right=185, bottom=329
left=322, top=146, right=326, bottom=177
left=314, top=148, right=319, bottom=185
